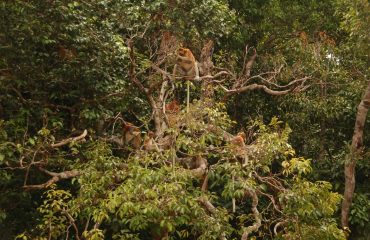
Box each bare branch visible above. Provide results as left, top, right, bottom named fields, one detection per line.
left=151, top=64, right=172, bottom=77
left=23, top=169, right=80, bottom=190
left=221, top=83, right=291, bottom=96
left=127, top=39, right=150, bottom=96
left=200, top=71, right=233, bottom=80
left=261, top=76, right=310, bottom=89
left=51, top=129, right=87, bottom=148
left=24, top=146, right=41, bottom=185
left=241, top=189, right=261, bottom=240
left=274, top=221, right=287, bottom=236
left=62, top=209, right=81, bottom=240
left=201, top=173, right=209, bottom=192
left=199, top=197, right=216, bottom=214
left=256, top=189, right=282, bottom=213
left=254, top=173, right=285, bottom=193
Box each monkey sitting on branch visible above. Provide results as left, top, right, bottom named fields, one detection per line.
left=172, top=47, right=200, bottom=113
left=122, top=122, right=142, bottom=149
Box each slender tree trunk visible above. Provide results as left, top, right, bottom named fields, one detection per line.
left=341, top=81, right=370, bottom=231
left=319, top=79, right=327, bottom=161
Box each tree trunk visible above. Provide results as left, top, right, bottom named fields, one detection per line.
left=319, top=78, right=327, bottom=161
left=199, top=40, right=214, bottom=102
left=341, top=81, right=370, bottom=231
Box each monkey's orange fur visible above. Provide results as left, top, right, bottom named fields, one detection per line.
left=230, top=132, right=246, bottom=147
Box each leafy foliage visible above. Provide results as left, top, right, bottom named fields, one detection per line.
left=1, top=0, right=368, bottom=239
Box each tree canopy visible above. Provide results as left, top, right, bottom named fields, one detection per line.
left=0, top=0, right=369, bottom=239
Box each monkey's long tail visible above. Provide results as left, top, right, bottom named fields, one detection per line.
left=186, top=80, right=190, bottom=114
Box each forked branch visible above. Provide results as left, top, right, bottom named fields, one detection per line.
left=23, top=168, right=80, bottom=190
left=22, top=130, right=87, bottom=190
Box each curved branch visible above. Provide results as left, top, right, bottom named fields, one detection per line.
left=274, top=221, right=287, bottom=236
left=254, top=173, right=286, bottom=193
left=221, top=83, right=291, bottom=96
left=199, top=197, right=216, bottom=214
left=256, top=189, right=282, bottom=213
left=198, top=197, right=228, bottom=240
left=260, top=76, right=310, bottom=89
left=241, top=189, right=261, bottom=240
left=51, top=129, right=87, bottom=148
left=200, top=71, right=233, bottom=80
left=23, top=169, right=80, bottom=190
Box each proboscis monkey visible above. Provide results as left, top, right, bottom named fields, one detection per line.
left=230, top=132, right=246, bottom=147
left=165, top=99, right=180, bottom=114
left=143, top=131, right=159, bottom=152
left=173, top=47, right=200, bottom=113
left=230, top=132, right=248, bottom=167
left=57, top=44, right=76, bottom=61
left=174, top=47, right=200, bottom=81
left=122, top=122, right=142, bottom=149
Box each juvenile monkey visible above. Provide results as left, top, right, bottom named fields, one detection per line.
left=230, top=132, right=246, bottom=147
left=230, top=132, right=248, bottom=166
left=172, top=48, right=200, bottom=113
left=165, top=99, right=180, bottom=114
left=57, top=44, right=76, bottom=61
left=122, top=122, right=142, bottom=149
left=143, top=131, right=159, bottom=152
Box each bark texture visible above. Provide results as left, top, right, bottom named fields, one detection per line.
left=341, top=81, right=370, bottom=231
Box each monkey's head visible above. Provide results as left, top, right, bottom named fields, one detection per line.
left=148, top=131, right=155, bottom=138
left=238, top=132, right=246, bottom=141
left=177, top=47, right=189, bottom=56
left=123, top=122, right=137, bottom=132
left=166, top=100, right=180, bottom=114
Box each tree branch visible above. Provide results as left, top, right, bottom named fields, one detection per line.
left=242, top=47, right=257, bottom=78
left=274, top=221, right=287, bottom=236
left=51, top=129, right=87, bottom=148
left=199, top=197, right=216, bottom=214
left=23, top=169, right=80, bottom=190
left=198, top=197, right=228, bottom=240
left=221, top=83, right=291, bottom=96
left=127, top=39, right=164, bottom=135
left=241, top=188, right=261, bottom=240
left=62, top=209, right=81, bottom=240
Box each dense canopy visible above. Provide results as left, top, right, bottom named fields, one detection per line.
left=0, top=0, right=369, bottom=239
